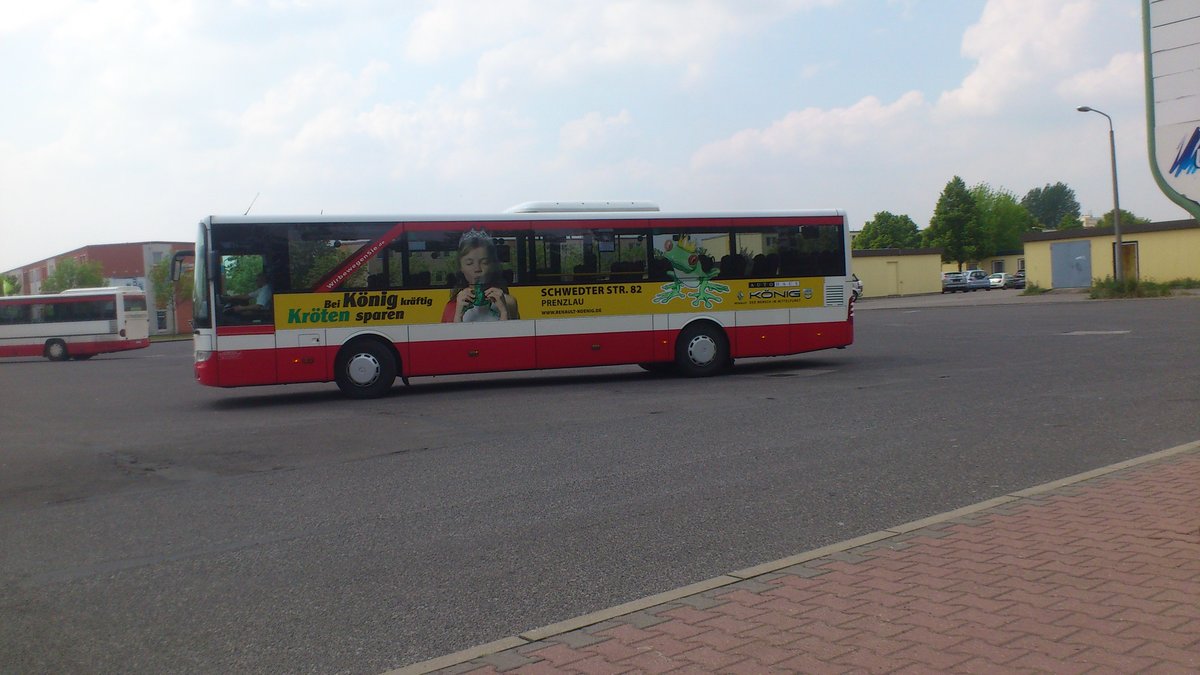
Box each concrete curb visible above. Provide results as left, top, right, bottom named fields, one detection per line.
left=384, top=439, right=1200, bottom=675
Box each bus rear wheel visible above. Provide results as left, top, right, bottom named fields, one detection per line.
left=335, top=339, right=397, bottom=399
left=674, top=323, right=729, bottom=377
left=45, top=340, right=69, bottom=362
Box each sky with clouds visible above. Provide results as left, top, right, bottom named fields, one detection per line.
left=0, top=0, right=1188, bottom=273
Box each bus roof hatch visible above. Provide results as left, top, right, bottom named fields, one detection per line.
left=504, top=201, right=660, bottom=214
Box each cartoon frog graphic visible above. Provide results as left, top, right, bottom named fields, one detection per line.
left=652, top=234, right=730, bottom=309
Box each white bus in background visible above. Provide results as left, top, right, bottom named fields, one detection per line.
left=0, top=287, right=150, bottom=361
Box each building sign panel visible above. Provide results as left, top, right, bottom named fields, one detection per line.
left=1144, top=0, right=1200, bottom=218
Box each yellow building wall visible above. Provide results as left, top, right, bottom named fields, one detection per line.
left=978, top=254, right=1024, bottom=274
left=853, top=251, right=943, bottom=297
left=1024, top=244, right=1053, bottom=289
left=1022, top=226, right=1200, bottom=288
left=1131, top=228, right=1200, bottom=281
left=1021, top=239, right=1104, bottom=288
left=940, top=255, right=1023, bottom=274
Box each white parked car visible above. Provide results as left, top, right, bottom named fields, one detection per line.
left=988, top=273, right=1011, bottom=289
left=850, top=274, right=863, bottom=300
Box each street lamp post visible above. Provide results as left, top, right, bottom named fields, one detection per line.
left=1076, top=106, right=1123, bottom=283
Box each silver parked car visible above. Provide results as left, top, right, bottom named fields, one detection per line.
left=942, top=272, right=967, bottom=293
left=964, top=269, right=991, bottom=291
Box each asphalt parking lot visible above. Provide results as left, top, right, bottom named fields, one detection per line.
left=2, top=291, right=1198, bottom=673
left=856, top=287, right=1091, bottom=310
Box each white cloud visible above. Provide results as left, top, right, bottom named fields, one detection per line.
left=354, top=89, right=543, bottom=183
left=405, top=0, right=537, bottom=63
left=357, top=96, right=482, bottom=174
left=559, top=110, right=633, bottom=151
left=937, top=0, right=1094, bottom=116
left=0, top=1, right=78, bottom=34
left=691, top=91, right=926, bottom=168
left=1056, top=51, right=1143, bottom=102
left=885, top=0, right=917, bottom=20
left=231, top=62, right=385, bottom=139
left=409, top=0, right=841, bottom=98
left=800, top=61, right=836, bottom=79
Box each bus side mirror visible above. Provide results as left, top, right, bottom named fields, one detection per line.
left=171, top=250, right=194, bottom=281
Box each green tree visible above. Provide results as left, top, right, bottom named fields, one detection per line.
left=288, top=240, right=363, bottom=290
left=971, top=183, right=1036, bottom=256
left=149, top=257, right=193, bottom=331
left=221, top=256, right=264, bottom=295
left=1057, top=213, right=1084, bottom=229
left=149, top=258, right=172, bottom=308
left=2, top=274, right=20, bottom=296
left=1021, top=182, right=1080, bottom=229
left=40, top=258, right=105, bottom=293
left=1096, top=208, right=1151, bottom=229
left=923, top=176, right=983, bottom=270
left=854, top=212, right=921, bottom=250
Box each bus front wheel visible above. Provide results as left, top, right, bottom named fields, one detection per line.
left=45, top=340, right=69, bottom=362
left=335, top=339, right=397, bottom=399
left=674, top=323, right=729, bottom=377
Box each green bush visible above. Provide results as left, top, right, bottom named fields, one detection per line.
left=1089, top=276, right=1172, bottom=299
left=1021, top=282, right=1050, bottom=295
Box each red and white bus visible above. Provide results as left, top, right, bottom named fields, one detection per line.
left=0, top=286, right=150, bottom=360
left=180, top=202, right=854, bottom=397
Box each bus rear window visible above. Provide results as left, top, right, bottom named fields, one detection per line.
left=123, top=295, right=147, bottom=312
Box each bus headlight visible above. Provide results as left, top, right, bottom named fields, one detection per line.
left=195, top=350, right=213, bottom=363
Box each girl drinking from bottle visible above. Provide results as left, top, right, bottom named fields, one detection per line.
left=441, top=229, right=520, bottom=322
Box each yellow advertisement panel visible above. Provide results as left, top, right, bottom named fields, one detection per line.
left=274, top=291, right=443, bottom=328
left=273, top=279, right=826, bottom=329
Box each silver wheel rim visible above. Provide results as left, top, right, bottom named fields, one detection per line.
left=687, top=335, right=717, bottom=367
left=48, top=343, right=66, bottom=359
left=346, top=353, right=381, bottom=386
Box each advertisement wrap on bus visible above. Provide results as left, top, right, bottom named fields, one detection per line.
left=276, top=278, right=829, bottom=327
left=180, top=203, right=855, bottom=398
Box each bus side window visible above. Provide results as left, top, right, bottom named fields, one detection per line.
left=0, top=305, right=29, bottom=324
left=406, top=231, right=457, bottom=289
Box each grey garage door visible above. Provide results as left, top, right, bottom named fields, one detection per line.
left=1051, top=241, right=1092, bottom=288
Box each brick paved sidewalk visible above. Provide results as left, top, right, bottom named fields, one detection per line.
left=393, top=443, right=1200, bottom=674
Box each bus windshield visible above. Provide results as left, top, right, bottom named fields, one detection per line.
left=193, top=221, right=212, bottom=329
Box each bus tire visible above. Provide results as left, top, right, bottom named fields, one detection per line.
left=674, top=322, right=729, bottom=377
left=335, top=339, right=397, bottom=399
left=45, top=340, right=69, bottom=362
